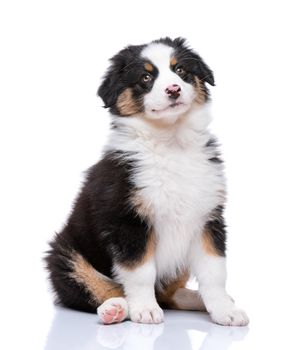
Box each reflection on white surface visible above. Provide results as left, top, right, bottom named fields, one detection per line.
left=45, top=307, right=248, bottom=350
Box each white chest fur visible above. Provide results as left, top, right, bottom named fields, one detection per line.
left=107, top=107, right=226, bottom=282
left=134, top=137, right=225, bottom=281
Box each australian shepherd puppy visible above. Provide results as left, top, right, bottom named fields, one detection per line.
left=45, top=37, right=249, bottom=326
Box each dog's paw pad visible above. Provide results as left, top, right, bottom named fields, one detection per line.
left=97, top=297, right=128, bottom=325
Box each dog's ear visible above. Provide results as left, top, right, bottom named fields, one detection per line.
left=190, top=50, right=215, bottom=86
left=97, top=59, right=123, bottom=108
left=173, top=38, right=215, bottom=86
left=98, top=46, right=140, bottom=108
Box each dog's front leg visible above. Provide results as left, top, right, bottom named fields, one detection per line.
left=114, top=258, right=164, bottom=324
left=190, top=233, right=249, bottom=326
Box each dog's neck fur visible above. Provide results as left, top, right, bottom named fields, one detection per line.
left=105, top=103, right=212, bottom=153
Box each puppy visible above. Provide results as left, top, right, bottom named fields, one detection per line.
left=45, top=37, right=249, bottom=326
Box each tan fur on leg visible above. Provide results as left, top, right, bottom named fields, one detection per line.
left=170, top=288, right=206, bottom=311
left=157, top=273, right=206, bottom=311
left=70, top=253, right=124, bottom=304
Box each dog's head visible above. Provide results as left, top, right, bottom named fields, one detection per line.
left=98, top=37, right=214, bottom=122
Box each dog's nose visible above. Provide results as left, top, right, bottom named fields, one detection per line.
left=165, top=84, right=181, bottom=99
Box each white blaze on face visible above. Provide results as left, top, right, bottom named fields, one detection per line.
left=141, top=43, right=195, bottom=121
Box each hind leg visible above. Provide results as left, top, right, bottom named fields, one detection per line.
left=157, top=273, right=206, bottom=312
left=68, top=252, right=129, bottom=323
left=97, top=297, right=129, bottom=324
left=159, top=287, right=206, bottom=311
left=68, top=252, right=128, bottom=324
left=46, top=243, right=126, bottom=314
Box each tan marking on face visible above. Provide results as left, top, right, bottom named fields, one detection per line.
left=144, top=62, right=154, bottom=72
left=116, top=88, right=141, bottom=116
left=120, top=229, right=156, bottom=270
left=70, top=253, right=124, bottom=304
left=202, top=229, right=219, bottom=256
left=194, top=76, right=207, bottom=104
left=170, top=57, right=177, bottom=66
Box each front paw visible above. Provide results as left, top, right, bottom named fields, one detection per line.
left=210, top=303, right=249, bottom=326
left=128, top=302, right=164, bottom=324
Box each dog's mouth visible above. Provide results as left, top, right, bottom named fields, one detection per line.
left=151, top=102, right=184, bottom=113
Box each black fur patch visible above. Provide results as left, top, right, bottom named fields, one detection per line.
left=206, top=137, right=223, bottom=164
left=205, top=205, right=227, bottom=256
left=45, top=151, right=150, bottom=311
left=209, top=156, right=223, bottom=164
left=206, top=138, right=217, bottom=148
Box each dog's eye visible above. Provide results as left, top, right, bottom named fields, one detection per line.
left=175, top=67, right=186, bottom=77
left=142, top=74, right=152, bottom=83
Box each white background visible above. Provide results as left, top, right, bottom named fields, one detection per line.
left=1, top=1, right=286, bottom=349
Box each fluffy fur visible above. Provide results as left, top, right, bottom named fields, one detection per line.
left=45, top=37, right=248, bottom=326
